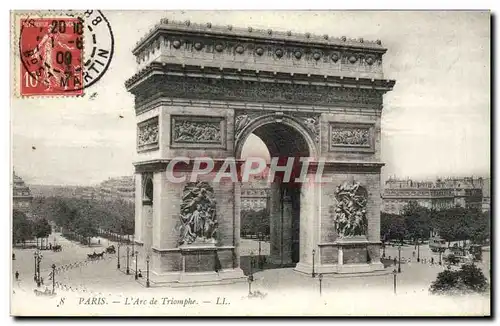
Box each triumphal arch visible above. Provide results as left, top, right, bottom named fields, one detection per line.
left=125, top=19, right=395, bottom=283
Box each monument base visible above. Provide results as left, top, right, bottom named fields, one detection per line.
left=296, top=236, right=385, bottom=275
left=147, top=241, right=247, bottom=286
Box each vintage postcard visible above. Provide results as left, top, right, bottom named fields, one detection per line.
left=10, top=10, right=491, bottom=316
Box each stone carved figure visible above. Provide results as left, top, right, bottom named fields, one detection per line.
left=179, top=181, right=218, bottom=245
left=138, top=122, right=159, bottom=146
left=173, top=120, right=221, bottom=143
left=300, top=116, right=320, bottom=144
left=333, top=182, right=368, bottom=237
left=235, top=114, right=251, bottom=138
left=331, top=127, right=370, bottom=146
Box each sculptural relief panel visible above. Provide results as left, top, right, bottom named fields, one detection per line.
left=331, top=182, right=368, bottom=238
left=137, top=116, right=159, bottom=152
left=171, top=115, right=226, bottom=149
left=329, top=122, right=375, bottom=153
left=134, top=75, right=384, bottom=109
left=178, top=181, right=218, bottom=246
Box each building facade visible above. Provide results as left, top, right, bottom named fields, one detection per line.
left=241, top=175, right=270, bottom=211
left=382, top=176, right=486, bottom=214
left=12, top=171, right=33, bottom=214
left=97, top=176, right=135, bottom=202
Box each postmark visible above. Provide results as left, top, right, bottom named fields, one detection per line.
left=18, top=10, right=114, bottom=96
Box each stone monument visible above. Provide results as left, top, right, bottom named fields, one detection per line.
left=126, top=19, right=395, bottom=283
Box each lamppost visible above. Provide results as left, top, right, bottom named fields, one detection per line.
left=312, top=249, right=316, bottom=278
left=35, top=251, right=43, bottom=286
left=126, top=246, right=130, bottom=275
left=146, top=254, right=150, bottom=288
left=398, top=245, right=401, bottom=273
left=319, top=274, right=323, bottom=296
left=131, top=235, right=135, bottom=257
left=33, top=251, right=38, bottom=282
left=248, top=252, right=255, bottom=295
left=417, top=238, right=420, bottom=263
left=51, top=264, right=56, bottom=294
left=135, top=251, right=139, bottom=280
left=258, top=233, right=262, bottom=269
left=392, top=269, right=397, bottom=294
left=117, top=243, right=121, bottom=269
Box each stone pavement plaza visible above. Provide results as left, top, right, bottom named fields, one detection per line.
left=12, top=233, right=490, bottom=295
left=11, top=233, right=490, bottom=315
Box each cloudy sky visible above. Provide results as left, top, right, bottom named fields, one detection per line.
left=11, top=11, right=490, bottom=185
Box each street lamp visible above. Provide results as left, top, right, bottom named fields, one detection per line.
left=146, top=254, right=150, bottom=288
left=51, top=264, right=56, bottom=294
left=392, top=269, right=397, bottom=294
left=33, top=252, right=38, bottom=282
left=258, top=233, right=262, bottom=269
left=131, top=235, right=135, bottom=257
left=135, top=251, right=139, bottom=280
left=126, top=246, right=130, bottom=275
left=319, top=274, right=323, bottom=296
left=36, top=252, right=43, bottom=286
left=248, top=251, right=255, bottom=295
left=117, top=243, right=121, bottom=269
left=312, top=249, right=316, bottom=278
left=417, top=238, right=420, bottom=263
left=398, top=245, right=401, bottom=273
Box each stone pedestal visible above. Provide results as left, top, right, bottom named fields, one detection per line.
left=334, top=236, right=384, bottom=274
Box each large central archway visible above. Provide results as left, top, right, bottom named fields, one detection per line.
left=237, top=116, right=316, bottom=269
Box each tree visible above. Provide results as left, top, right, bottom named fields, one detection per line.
left=443, top=253, right=461, bottom=266
left=401, top=201, right=431, bottom=245
left=430, top=263, right=489, bottom=295
left=13, top=209, right=34, bottom=246
left=380, top=212, right=406, bottom=243
left=32, top=218, right=51, bottom=248
left=469, top=210, right=490, bottom=245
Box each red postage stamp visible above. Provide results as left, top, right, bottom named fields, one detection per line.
left=19, top=17, right=84, bottom=96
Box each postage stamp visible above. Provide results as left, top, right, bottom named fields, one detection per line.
left=14, top=10, right=114, bottom=97
left=19, top=17, right=84, bottom=96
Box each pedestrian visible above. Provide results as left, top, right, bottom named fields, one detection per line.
left=98, top=239, right=101, bottom=245
left=41, top=277, right=44, bottom=285
left=412, top=251, right=415, bottom=258
left=431, top=257, right=434, bottom=265
left=15, top=271, right=19, bottom=281
left=138, top=270, right=143, bottom=278
left=12, top=253, right=15, bottom=260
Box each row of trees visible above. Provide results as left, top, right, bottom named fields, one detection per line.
left=241, top=209, right=270, bottom=239
left=381, top=201, right=490, bottom=246
left=13, top=209, right=51, bottom=247
left=30, top=196, right=134, bottom=246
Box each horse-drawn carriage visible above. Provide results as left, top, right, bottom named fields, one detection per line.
left=52, top=244, right=62, bottom=252
left=105, top=245, right=116, bottom=254
left=87, top=251, right=105, bottom=260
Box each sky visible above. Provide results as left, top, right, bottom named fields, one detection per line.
left=11, top=11, right=490, bottom=186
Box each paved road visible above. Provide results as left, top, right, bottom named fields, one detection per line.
left=12, top=236, right=491, bottom=297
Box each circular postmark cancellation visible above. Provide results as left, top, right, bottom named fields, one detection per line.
left=19, top=10, right=114, bottom=96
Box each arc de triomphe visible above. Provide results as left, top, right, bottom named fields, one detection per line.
left=125, top=19, right=395, bottom=283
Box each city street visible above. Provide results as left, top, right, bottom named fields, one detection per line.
left=11, top=234, right=491, bottom=316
